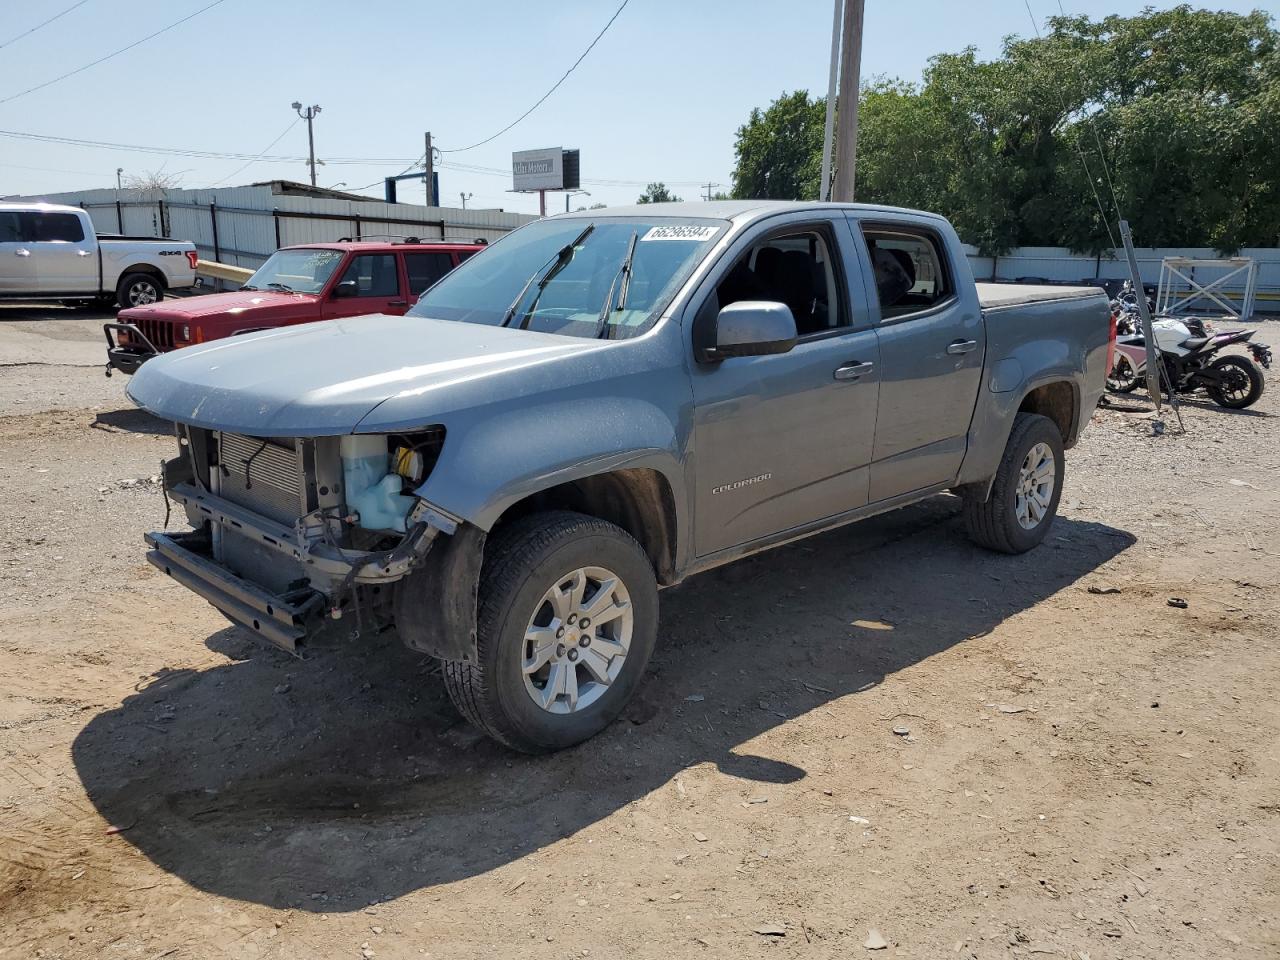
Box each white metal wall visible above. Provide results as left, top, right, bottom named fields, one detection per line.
left=961, top=244, right=1280, bottom=314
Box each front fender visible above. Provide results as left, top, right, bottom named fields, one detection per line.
left=416, top=396, right=686, bottom=532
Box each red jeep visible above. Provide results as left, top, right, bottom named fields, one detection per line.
left=105, top=239, right=484, bottom=374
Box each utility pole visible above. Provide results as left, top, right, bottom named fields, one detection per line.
left=116, top=167, right=123, bottom=191
left=702, top=182, right=723, bottom=201
left=459, top=192, right=472, bottom=209
left=819, top=0, right=842, bottom=201
left=831, top=0, right=864, bottom=202
left=424, top=132, right=435, bottom=206
left=291, top=101, right=322, bottom=187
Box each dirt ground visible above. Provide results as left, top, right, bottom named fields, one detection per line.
left=1, top=306, right=1277, bottom=959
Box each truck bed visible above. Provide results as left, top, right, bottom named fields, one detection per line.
left=977, top=282, right=1107, bottom=309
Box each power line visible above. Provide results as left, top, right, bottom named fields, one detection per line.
left=0, top=0, right=228, bottom=107
left=0, top=0, right=93, bottom=52
left=1021, top=0, right=1118, bottom=249
left=440, top=0, right=630, bottom=154
left=208, top=118, right=300, bottom=187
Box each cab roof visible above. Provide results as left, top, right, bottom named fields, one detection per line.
left=283, top=239, right=486, bottom=253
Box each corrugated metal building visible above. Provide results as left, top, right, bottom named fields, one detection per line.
left=10, top=180, right=538, bottom=269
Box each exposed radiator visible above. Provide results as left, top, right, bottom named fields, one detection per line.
left=217, top=433, right=304, bottom=524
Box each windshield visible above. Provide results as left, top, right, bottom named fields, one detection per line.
left=407, top=218, right=724, bottom=339
left=243, top=248, right=345, bottom=294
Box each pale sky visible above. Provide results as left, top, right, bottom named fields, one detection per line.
left=1, top=0, right=1273, bottom=213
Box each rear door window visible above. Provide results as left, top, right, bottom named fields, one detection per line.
left=860, top=226, right=952, bottom=319
left=403, top=252, right=455, bottom=296
left=33, top=213, right=85, bottom=243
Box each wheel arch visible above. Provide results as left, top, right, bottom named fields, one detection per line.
left=1017, top=379, right=1078, bottom=447
left=489, top=468, right=679, bottom=585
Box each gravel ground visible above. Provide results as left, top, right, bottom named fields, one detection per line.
left=1, top=311, right=1277, bottom=959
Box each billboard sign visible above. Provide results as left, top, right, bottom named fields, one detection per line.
left=512, top=148, right=564, bottom=191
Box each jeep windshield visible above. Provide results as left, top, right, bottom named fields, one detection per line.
left=407, top=218, right=725, bottom=339
left=242, top=248, right=346, bottom=294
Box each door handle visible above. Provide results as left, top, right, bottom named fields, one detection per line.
left=946, top=339, right=978, bottom=355
left=77, top=249, right=93, bottom=257
left=15, top=248, right=30, bottom=257
left=387, top=300, right=408, bottom=307
left=834, top=360, right=874, bottom=381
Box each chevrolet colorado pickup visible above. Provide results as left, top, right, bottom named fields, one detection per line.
left=126, top=200, right=1112, bottom=753
left=0, top=202, right=197, bottom=307
left=105, top=239, right=483, bottom=375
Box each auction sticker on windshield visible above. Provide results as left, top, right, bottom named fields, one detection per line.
left=640, top=225, right=720, bottom=242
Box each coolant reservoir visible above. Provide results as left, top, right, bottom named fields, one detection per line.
left=340, top=435, right=416, bottom=533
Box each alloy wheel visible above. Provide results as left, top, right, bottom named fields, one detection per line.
left=522, top=566, right=633, bottom=715
left=1014, top=441, right=1056, bottom=530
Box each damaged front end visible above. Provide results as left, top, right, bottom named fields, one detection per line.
left=147, top=424, right=479, bottom=658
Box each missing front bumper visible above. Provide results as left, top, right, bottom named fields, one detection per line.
left=146, top=530, right=321, bottom=653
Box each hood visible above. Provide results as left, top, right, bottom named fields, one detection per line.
left=119, top=289, right=319, bottom=322
left=126, top=313, right=609, bottom=436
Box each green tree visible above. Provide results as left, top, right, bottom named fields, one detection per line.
left=728, top=6, right=1280, bottom=254
left=730, top=90, right=825, bottom=200
left=636, top=182, right=682, bottom=204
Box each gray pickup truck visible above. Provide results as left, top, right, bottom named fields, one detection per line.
left=127, top=200, right=1111, bottom=752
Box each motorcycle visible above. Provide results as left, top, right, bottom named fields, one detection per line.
left=1107, top=315, right=1271, bottom=409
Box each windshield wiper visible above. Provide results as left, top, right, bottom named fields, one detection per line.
left=266, top=281, right=294, bottom=293
left=240, top=284, right=258, bottom=291
left=500, top=223, right=595, bottom=329
left=593, top=230, right=639, bottom=339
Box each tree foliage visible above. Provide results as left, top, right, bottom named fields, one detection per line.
left=636, top=182, right=682, bottom=204
left=729, top=5, right=1280, bottom=254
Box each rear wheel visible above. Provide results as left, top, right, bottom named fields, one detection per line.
left=1106, top=353, right=1141, bottom=393
left=1206, top=354, right=1265, bottom=409
left=442, top=511, right=658, bottom=753
left=963, top=413, right=1064, bottom=554
left=116, top=273, right=164, bottom=309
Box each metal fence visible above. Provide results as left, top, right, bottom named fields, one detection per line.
left=963, top=244, right=1280, bottom=316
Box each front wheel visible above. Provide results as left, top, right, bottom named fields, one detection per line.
left=963, top=413, right=1064, bottom=554
left=115, top=273, right=164, bottom=309
left=442, top=511, right=658, bottom=753
left=1206, top=354, right=1265, bottom=409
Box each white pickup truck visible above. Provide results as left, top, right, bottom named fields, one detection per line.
left=0, top=202, right=198, bottom=308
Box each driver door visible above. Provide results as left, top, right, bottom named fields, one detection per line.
left=689, top=216, right=881, bottom=557
left=321, top=253, right=406, bottom=319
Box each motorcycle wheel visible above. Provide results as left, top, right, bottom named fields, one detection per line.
left=1107, top=354, right=1141, bottom=393
left=1206, top=354, right=1265, bottom=409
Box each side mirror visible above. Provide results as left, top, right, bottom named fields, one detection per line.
left=701, top=301, right=798, bottom=362
left=332, top=279, right=358, bottom=299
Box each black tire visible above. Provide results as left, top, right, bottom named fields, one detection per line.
left=1206, top=354, right=1265, bottom=409
left=1106, top=354, right=1141, bottom=393
left=115, top=272, right=164, bottom=309
left=442, top=511, right=659, bottom=754
left=962, top=413, right=1064, bottom=554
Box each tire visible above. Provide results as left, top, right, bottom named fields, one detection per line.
left=1206, top=354, right=1265, bottom=409
left=962, top=413, right=1064, bottom=554
left=116, top=272, right=164, bottom=309
left=442, top=510, right=659, bottom=753
left=1106, top=354, right=1141, bottom=393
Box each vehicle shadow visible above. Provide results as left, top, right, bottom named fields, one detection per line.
left=71, top=498, right=1134, bottom=911
left=90, top=408, right=171, bottom=436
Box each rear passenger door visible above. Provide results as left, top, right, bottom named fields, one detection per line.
left=401, top=251, right=456, bottom=309
left=850, top=217, right=985, bottom=502
left=321, top=253, right=405, bottom=319
left=29, top=211, right=97, bottom=294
